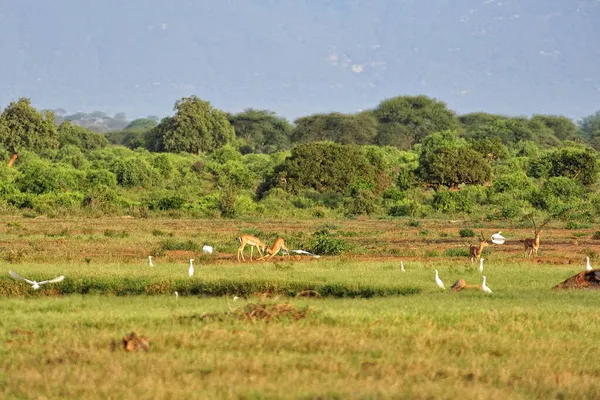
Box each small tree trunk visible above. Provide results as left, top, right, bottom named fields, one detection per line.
left=7, top=153, right=18, bottom=168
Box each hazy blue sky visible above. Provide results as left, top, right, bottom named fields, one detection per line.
left=1, top=0, right=599, bottom=121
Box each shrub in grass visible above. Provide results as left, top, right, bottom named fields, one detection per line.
left=161, top=239, right=200, bottom=251
left=444, top=248, right=470, bottom=257
left=104, top=229, right=129, bottom=238
left=459, top=228, right=475, bottom=237
left=308, top=229, right=349, bottom=256
left=592, top=231, right=600, bottom=240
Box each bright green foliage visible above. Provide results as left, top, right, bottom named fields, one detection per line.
left=15, top=158, right=84, bottom=194
left=0, top=97, right=58, bottom=157
left=109, top=157, right=158, bottom=187
left=148, top=96, right=235, bottom=154
left=292, top=112, right=377, bottom=145
left=468, top=136, right=509, bottom=160
left=373, top=95, right=459, bottom=148
left=57, top=121, right=109, bottom=150
left=264, top=142, right=391, bottom=196
left=418, top=131, right=491, bottom=187
left=492, top=172, right=535, bottom=194
left=228, top=109, right=292, bottom=154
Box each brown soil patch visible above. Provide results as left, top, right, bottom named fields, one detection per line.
left=553, top=270, right=600, bottom=290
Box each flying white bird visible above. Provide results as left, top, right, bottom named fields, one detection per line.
left=400, top=261, right=406, bottom=272
left=479, top=258, right=484, bottom=273
left=482, top=276, right=493, bottom=294
left=188, top=259, right=194, bottom=277
left=9, top=271, right=64, bottom=290
left=202, top=245, right=213, bottom=255
left=491, top=232, right=506, bottom=245
left=290, top=249, right=321, bottom=258
left=148, top=256, right=154, bottom=267
left=435, top=269, right=445, bottom=290
left=586, top=256, right=593, bottom=271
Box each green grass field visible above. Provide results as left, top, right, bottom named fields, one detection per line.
left=2, top=257, right=599, bottom=399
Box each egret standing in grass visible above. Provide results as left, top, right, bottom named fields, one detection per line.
left=174, top=291, right=179, bottom=299
left=188, top=259, right=194, bottom=277
left=479, top=258, right=484, bottom=274
left=435, top=269, right=445, bottom=290
left=586, top=256, right=593, bottom=271
left=148, top=256, right=154, bottom=267
left=400, top=261, right=406, bottom=272
left=482, top=276, right=493, bottom=294
left=9, top=271, right=65, bottom=290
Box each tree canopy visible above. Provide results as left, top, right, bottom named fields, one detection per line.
left=147, top=96, right=235, bottom=154
left=0, top=98, right=59, bottom=166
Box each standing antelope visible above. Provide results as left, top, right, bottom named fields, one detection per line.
left=266, top=238, right=289, bottom=259
left=523, top=217, right=550, bottom=258
left=469, top=231, right=489, bottom=263
left=237, top=234, right=267, bottom=261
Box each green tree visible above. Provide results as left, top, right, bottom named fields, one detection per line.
left=531, top=115, right=579, bottom=141
left=579, top=110, right=600, bottom=147
left=373, top=95, right=459, bottom=149
left=0, top=98, right=58, bottom=167
left=228, top=109, right=292, bottom=153
left=418, top=131, right=491, bottom=188
left=58, top=121, right=109, bottom=150
left=261, top=142, right=390, bottom=196
left=291, top=112, right=378, bottom=145
left=148, top=96, right=235, bottom=154
left=547, top=146, right=598, bottom=185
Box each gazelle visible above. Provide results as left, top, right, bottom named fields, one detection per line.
left=469, top=231, right=489, bottom=263
left=237, top=234, right=267, bottom=261
left=523, top=217, right=550, bottom=258
left=266, top=238, right=289, bottom=259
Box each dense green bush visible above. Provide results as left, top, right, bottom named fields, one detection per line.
left=109, top=157, right=158, bottom=187
left=307, top=229, right=349, bottom=255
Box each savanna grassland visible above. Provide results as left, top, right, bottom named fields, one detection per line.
left=1, top=217, right=599, bottom=399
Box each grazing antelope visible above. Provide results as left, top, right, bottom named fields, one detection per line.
left=237, top=234, right=267, bottom=261
left=523, top=217, right=550, bottom=258
left=266, top=238, right=289, bottom=259
left=469, top=231, right=489, bottom=263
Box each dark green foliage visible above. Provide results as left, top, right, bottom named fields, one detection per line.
left=145, top=192, right=187, bottom=211
left=161, top=239, right=200, bottom=251
left=263, top=142, right=391, bottom=196
left=459, top=229, right=475, bottom=237
left=343, top=189, right=378, bottom=216
left=546, top=146, right=598, bottom=185
left=292, top=112, right=377, bottom=145
left=418, top=131, right=491, bottom=187
left=374, top=95, right=459, bottom=149
left=578, top=110, right=600, bottom=141
left=228, top=109, right=292, bottom=153
left=57, top=121, right=109, bottom=150
left=148, top=96, right=235, bottom=154
left=444, top=248, right=470, bottom=257
left=592, top=231, right=600, bottom=240
left=86, top=169, right=117, bottom=187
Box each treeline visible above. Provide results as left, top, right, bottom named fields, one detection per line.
left=0, top=96, right=600, bottom=222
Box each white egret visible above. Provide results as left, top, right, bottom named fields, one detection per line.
left=586, top=256, right=593, bottom=271
left=9, top=271, right=64, bottom=290
left=188, top=259, right=194, bottom=277
left=290, top=249, right=321, bottom=258
left=435, top=269, right=445, bottom=290
left=148, top=256, right=154, bottom=267
left=479, top=258, right=484, bottom=273
left=400, top=261, right=406, bottom=272
left=491, top=232, right=506, bottom=245
left=174, top=291, right=179, bottom=299
left=202, top=245, right=213, bottom=255
left=482, top=276, right=493, bottom=294
left=233, top=296, right=240, bottom=301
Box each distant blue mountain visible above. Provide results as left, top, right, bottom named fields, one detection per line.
left=1, top=0, right=599, bottom=121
